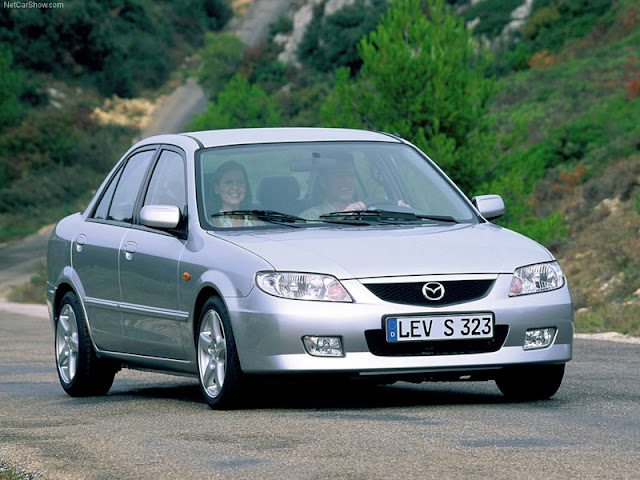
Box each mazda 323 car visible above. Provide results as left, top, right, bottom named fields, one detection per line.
left=47, top=128, right=573, bottom=408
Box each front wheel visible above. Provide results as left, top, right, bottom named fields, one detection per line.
left=196, top=297, right=244, bottom=409
left=55, top=292, right=117, bottom=396
left=495, top=364, right=565, bottom=401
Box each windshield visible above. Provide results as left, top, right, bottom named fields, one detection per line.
left=195, top=141, right=478, bottom=229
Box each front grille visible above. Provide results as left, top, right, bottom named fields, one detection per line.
left=364, top=325, right=508, bottom=357
left=364, top=279, right=495, bottom=307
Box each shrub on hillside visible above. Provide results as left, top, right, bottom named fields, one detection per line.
left=0, top=44, right=23, bottom=135
left=197, top=33, right=246, bottom=97
left=0, top=108, right=132, bottom=206
left=299, top=0, right=389, bottom=73
left=0, top=110, right=79, bottom=188
left=0, top=0, right=232, bottom=97
left=523, top=0, right=613, bottom=52
left=189, top=74, right=282, bottom=130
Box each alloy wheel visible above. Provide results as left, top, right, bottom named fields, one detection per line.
left=56, top=304, right=79, bottom=384
left=198, top=309, right=227, bottom=399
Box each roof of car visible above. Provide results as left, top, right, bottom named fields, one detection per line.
left=185, top=128, right=401, bottom=148
left=136, top=128, right=402, bottom=151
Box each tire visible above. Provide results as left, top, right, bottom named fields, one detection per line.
left=196, top=297, right=244, bottom=409
left=495, top=364, right=565, bottom=401
left=55, top=292, right=117, bottom=396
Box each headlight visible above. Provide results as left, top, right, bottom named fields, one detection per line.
left=510, top=261, right=565, bottom=296
left=256, top=271, right=353, bottom=302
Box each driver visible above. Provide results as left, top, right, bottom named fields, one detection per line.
left=301, top=158, right=409, bottom=220
left=301, top=159, right=365, bottom=220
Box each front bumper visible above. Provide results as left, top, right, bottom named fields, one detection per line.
left=228, top=274, right=573, bottom=375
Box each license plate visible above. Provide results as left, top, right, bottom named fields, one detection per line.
left=385, top=313, right=494, bottom=342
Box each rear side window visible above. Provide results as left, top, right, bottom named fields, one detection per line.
left=93, top=167, right=123, bottom=220
left=93, top=150, right=155, bottom=223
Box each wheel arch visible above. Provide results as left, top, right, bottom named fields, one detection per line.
left=53, top=283, right=76, bottom=313
left=51, top=277, right=93, bottom=346
left=192, top=286, right=224, bottom=340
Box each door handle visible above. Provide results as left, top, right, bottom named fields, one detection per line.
left=75, top=234, right=86, bottom=252
left=123, top=241, right=137, bottom=260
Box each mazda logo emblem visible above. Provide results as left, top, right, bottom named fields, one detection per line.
left=422, top=282, right=445, bottom=301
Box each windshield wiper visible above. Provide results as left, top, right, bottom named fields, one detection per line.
left=319, top=210, right=458, bottom=224
left=412, top=213, right=459, bottom=223
left=211, top=210, right=308, bottom=227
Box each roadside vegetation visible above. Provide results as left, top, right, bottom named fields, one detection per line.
left=1, top=0, right=639, bottom=335
left=0, top=461, right=27, bottom=480
left=0, top=0, right=232, bottom=241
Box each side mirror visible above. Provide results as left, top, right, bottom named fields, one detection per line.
left=140, top=205, right=181, bottom=229
left=472, top=194, right=505, bottom=221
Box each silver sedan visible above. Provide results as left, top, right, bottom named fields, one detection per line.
left=47, top=128, right=573, bottom=408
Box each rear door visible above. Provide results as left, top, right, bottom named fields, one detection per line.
left=72, top=148, right=156, bottom=352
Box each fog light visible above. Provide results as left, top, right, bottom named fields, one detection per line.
left=303, top=336, right=344, bottom=357
left=524, top=328, right=556, bottom=350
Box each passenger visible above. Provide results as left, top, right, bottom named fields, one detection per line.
left=210, top=161, right=255, bottom=227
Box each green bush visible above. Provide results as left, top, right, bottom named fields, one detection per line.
left=269, top=14, right=294, bottom=36
left=0, top=110, right=78, bottom=185
left=523, top=0, right=613, bottom=52
left=197, top=33, right=246, bottom=96
left=189, top=74, right=282, bottom=130
left=0, top=44, right=22, bottom=134
left=0, top=0, right=233, bottom=97
left=487, top=42, right=532, bottom=77
left=0, top=108, right=132, bottom=215
left=299, top=0, right=389, bottom=73
left=0, top=164, right=98, bottom=213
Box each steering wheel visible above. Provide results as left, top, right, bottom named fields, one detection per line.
left=365, top=199, right=415, bottom=213
left=365, top=199, right=396, bottom=209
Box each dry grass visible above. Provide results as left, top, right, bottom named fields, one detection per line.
left=90, top=96, right=162, bottom=129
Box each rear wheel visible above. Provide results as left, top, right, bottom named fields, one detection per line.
left=496, top=364, right=565, bottom=401
left=196, top=297, right=244, bottom=409
left=55, top=292, right=117, bottom=396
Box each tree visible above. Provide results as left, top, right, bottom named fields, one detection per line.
left=322, top=0, right=497, bottom=193
left=197, top=33, right=246, bottom=97
left=299, top=0, right=389, bottom=73
left=0, top=44, right=22, bottom=134
left=189, top=74, right=282, bottom=130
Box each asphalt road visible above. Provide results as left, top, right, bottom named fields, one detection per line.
left=1, top=305, right=638, bottom=480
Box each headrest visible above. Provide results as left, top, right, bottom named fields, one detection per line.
left=257, top=175, right=300, bottom=203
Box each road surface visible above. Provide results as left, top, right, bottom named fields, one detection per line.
left=1, top=305, right=639, bottom=479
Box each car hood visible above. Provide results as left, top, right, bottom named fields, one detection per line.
left=211, top=223, right=553, bottom=279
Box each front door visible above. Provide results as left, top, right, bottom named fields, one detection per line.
left=119, top=148, right=189, bottom=360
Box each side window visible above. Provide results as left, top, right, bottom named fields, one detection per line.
left=93, top=167, right=123, bottom=220
left=107, top=150, right=155, bottom=223
left=143, top=150, right=186, bottom=214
